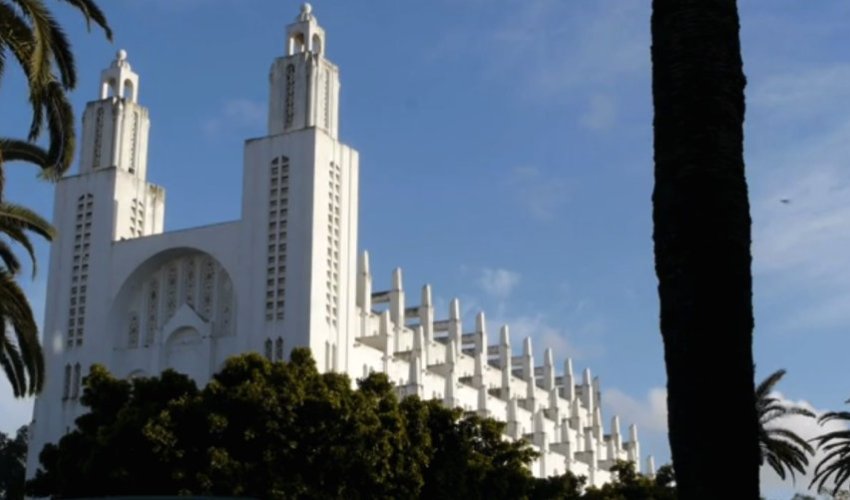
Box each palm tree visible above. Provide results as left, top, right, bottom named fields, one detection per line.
left=0, top=203, right=54, bottom=396
left=811, top=400, right=850, bottom=496
left=0, top=1, right=111, bottom=396
left=651, top=0, right=761, bottom=497
left=756, top=369, right=815, bottom=482
left=0, top=0, right=112, bottom=180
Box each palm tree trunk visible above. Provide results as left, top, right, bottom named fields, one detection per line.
left=651, top=1, right=760, bottom=498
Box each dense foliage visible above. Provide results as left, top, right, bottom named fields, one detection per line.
left=28, top=350, right=533, bottom=498
left=27, top=350, right=675, bottom=499
left=0, top=425, right=27, bottom=499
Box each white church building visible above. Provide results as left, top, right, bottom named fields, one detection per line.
left=27, top=5, right=650, bottom=485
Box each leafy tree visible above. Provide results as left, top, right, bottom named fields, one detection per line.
left=0, top=0, right=111, bottom=396
left=410, top=397, right=538, bottom=500
left=26, top=364, right=201, bottom=497
left=651, top=0, right=760, bottom=497
left=756, top=369, right=815, bottom=482
left=811, top=399, right=850, bottom=496
left=0, top=425, right=28, bottom=500
left=28, top=349, right=545, bottom=499
left=583, top=460, right=677, bottom=500
left=528, top=471, right=584, bottom=500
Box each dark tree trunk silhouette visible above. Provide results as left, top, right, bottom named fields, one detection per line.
left=651, top=1, right=760, bottom=498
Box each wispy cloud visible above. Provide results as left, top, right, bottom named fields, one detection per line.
left=509, top=166, right=571, bottom=220
left=750, top=63, right=850, bottom=124
left=203, top=98, right=265, bottom=137
left=748, top=63, right=850, bottom=332
left=478, top=268, right=521, bottom=301
left=488, top=0, right=648, bottom=97
left=603, top=386, right=668, bottom=434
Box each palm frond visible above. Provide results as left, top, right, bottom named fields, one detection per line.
left=0, top=138, right=50, bottom=166
left=56, top=0, right=112, bottom=40
left=757, top=369, right=786, bottom=401
left=0, top=201, right=55, bottom=278
left=0, top=223, right=37, bottom=276
left=756, top=369, right=815, bottom=485
left=42, top=79, right=76, bottom=176
left=0, top=201, right=55, bottom=241
left=0, top=2, right=48, bottom=139
left=44, top=10, right=76, bottom=89
left=0, top=272, right=43, bottom=395
left=0, top=240, right=22, bottom=274
left=10, top=0, right=56, bottom=105
left=0, top=331, right=27, bottom=397
left=811, top=402, right=850, bottom=495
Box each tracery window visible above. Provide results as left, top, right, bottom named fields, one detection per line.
left=128, top=313, right=140, bottom=348
left=285, top=64, right=295, bottom=128
left=93, top=107, right=104, bottom=168
left=145, top=278, right=159, bottom=345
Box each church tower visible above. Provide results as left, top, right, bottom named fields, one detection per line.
left=241, top=4, right=359, bottom=373
left=29, top=50, right=165, bottom=463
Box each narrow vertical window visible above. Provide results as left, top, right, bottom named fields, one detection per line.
left=275, top=337, right=284, bottom=361
left=63, top=365, right=71, bottom=400
left=128, top=313, right=139, bottom=348
left=93, top=107, right=104, bottom=168
left=264, top=338, right=273, bottom=361
left=285, top=64, right=296, bottom=128
left=72, top=363, right=81, bottom=399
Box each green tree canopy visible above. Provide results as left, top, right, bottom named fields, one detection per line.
left=0, top=425, right=28, bottom=500
left=28, top=349, right=550, bottom=499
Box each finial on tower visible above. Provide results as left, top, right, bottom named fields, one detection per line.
left=299, top=3, right=313, bottom=21
left=100, top=49, right=138, bottom=102
left=286, top=3, right=324, bottom=56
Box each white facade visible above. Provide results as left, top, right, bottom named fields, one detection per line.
left=27, top=5, right=646, bottom=485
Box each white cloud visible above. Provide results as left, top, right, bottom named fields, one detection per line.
left=503, top=313, right=575, bottom=359
left=509, top=166, right=571, bottom=220
left=478, top=268, right=521, bottom=300
left=203, top=98, right=265, bottom=137
left=759, top=393, right=850, bottom=498
left=602, top=387, right=850, bottom=497
left=603, top=386, right=668, bottom=434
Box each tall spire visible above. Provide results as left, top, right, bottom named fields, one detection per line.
left=80, top=49, right=150, bottom=179
left=268, top=3, right=339, bottom=137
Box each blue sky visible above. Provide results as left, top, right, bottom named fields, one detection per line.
left=2, top=1, right=849, bottom=496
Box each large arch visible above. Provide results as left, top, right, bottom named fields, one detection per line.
left=108, top=247, right=237, bottom=353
